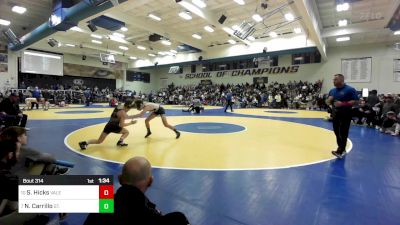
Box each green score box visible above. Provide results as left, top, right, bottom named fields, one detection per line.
left=99, top=199, right=114, bottom=213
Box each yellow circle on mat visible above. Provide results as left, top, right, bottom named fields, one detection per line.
left=230, top=108, right=329, bottom=118
left=65, top=116, right=351, bottom=170
left=161, top=105, right=223, bottom=110
left=25, top=108, right=114, bottom=120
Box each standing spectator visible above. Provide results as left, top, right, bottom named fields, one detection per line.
left=224, top=90, right=234, bottom=112
left=30, top=87, right=41, bottom=109
left=366, top=90, right=379, bottom=107
left=326, top=74, right=359, bottom=159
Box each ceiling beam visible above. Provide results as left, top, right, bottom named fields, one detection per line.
left=322, top=20, right=387, bottom=38
left=382, top=0, right=400, bottom=26
left=291, top=0, right=327, bottom=60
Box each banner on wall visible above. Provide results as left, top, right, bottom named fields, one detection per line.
left=183, top=66, right=299, bottom=79
left=63, top=63, right=123, bottom=79
left=0, top=53, right=7, bottom=73
left=341, top=57, right=372, bottom=83
left=200, top=80, right=212, bottom=85
left=253, top=77, right=268, bottom=84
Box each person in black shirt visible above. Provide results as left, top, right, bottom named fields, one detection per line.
left=366, top=90, right=379, bottom=107
left=84, top=157, right=190, bottom=225
left=353, top=99, right=374, bottom=126
left=79, top=100, right=137, bottom=150
left=0, top=140, right=21, bottom=216
left=0, top=93, right=28, bottom=128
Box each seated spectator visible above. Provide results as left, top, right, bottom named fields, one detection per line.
left=380, top=111, right=398, bottom=135
left=84, top=156, right=190, bottom=225
left=353, top=99, right=374, bottom=126
left=0, top=126, right=69, bottom=175
left=0, top=93, right=28, bottom=129
left=393, top=112, right=400, bottom=136
left=0, top=140, right=52, bottom=225
left=0, top=140, right=20, bottom=217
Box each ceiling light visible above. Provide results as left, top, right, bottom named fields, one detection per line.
left=113, top=32, right=125, bottom=38
left=0, top=19, right=11, bottom=26
left=336, top=36, right=350, bottom=42
left=294, top=28, right=302, bottom=34
left=129, top=56, right=137, bottom=60
left=338, top=19, right=348, bottom=27
left=148, top=53, right=156, bottom=57
left=119, top=46, right=128, bottom=50
left=137, top=45, right=146, bottom=50
left=158, top=51, right=167, bottom=55
left=179, top=11, right=192, bottom=20
left=192, top=0, right=206, bottom=8
left=91, top=40, right=102, bottom=44
left=394, top=30, right=400, bottom=35
left=233, top=0, right=245, bottom=5
left=109, top=35, right=128, bottom=44
left=269, top=31, right=278, bottom=38
left=204, top=25, right=214, bottom=32
left=232, top=25, right=240, bottom=31
left=192, top=33, right=202, bottom=39
left=65, top=44, right=76, bottom=47
left=90, top=34, right=102, bottom=39
left=49, top=14, right=61, bottom=26
left=12, top=6, right=27, bottom=14
left=284, top=13, right=294, bottom=21
left=336, top=3, right=350, bottom=12
left=70, top=26, right=83, bottom=32
left=228, top=39, right=236, bottom=44
left=148, top=13, right=161, bottom=21
left=120, top=27, right=128, bottom=32
left=223, top=27, right=234, bottom=34
left=170, top=49, right=177, bottom=54
left=161, top=40, right=172, bottom=45
left=179, top=1, right=205, bottom=18
left=247, top=36, right=255, bottom=41
left=252, top=14, right=263, bottom=22
left=24, top=51, right=61, bottom=59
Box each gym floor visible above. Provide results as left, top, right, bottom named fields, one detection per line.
left=24, top=104, right=400, bottom=225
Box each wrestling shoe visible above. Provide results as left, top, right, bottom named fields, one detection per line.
left=117, top=141, right=128, bottom=147
left=79, top=141, right=87, bottom=150
left=145, top=132, right=152, bottom=138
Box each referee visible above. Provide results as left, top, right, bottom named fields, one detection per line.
left=326, top=74, right=359, bottom=159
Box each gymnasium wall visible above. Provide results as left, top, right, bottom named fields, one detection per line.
left=138, top=43, right=400, bottom=94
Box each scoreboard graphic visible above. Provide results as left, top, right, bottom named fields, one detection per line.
left=18, top=175, right=114, bottom=213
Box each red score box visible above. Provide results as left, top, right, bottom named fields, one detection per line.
left=99, top=185, right=114, bottom=199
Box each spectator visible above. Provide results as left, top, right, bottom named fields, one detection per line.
left=0, top=126, right=69, bottom=175
left=84, top=157, right=190, bottom=225
left=366, top=90, right=379, bottom=107
left=0, top=93, right=28, bottom=129
left=380, top=111, right=398, bottom=135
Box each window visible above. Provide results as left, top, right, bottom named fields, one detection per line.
left=191, top=64, right=196, bottom=73
left=292, top=51, right=321, bottom=65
